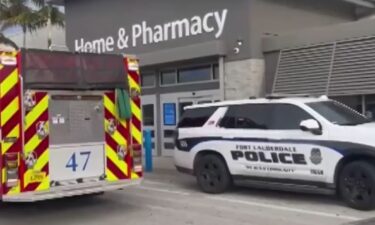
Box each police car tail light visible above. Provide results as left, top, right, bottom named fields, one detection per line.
left=4, top=153, right=19, bottom=187
left=131, top=144, right=143, bottom=173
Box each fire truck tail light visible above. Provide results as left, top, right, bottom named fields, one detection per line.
left=4, top=153, right=19, bottom=187
left=133, top=165, right=143, bottom=173
left=131, top=144, right=143, bottom=172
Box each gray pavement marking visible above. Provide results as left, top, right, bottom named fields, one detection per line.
left=344, top=218, right=375, bottom=225
left=137, top=186, right=192, bottom=196
left=207, top=195, right=362, bottom=221
left=137, top=180, right=363, bottom=222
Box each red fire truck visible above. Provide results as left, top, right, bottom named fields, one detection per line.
left=0, top=49, right=143, bottom=201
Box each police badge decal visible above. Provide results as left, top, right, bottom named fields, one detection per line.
left=310, top=148, right=322, bottom=165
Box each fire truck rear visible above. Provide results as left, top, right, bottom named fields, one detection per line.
left=0, top=49, right=143, bottom=202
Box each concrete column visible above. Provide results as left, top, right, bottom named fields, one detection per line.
left=224, top=58, right=265, bottom=100
left=219, top=56, right=225, bottom=101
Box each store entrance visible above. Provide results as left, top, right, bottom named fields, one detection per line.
left=141, top=95, right=157, bottom=156
left=160, top=90, right=220, bottom=156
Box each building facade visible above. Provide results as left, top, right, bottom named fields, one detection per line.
left=63, top=0, right=359, bottom=156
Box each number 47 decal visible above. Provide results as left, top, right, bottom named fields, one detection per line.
left=66, top=152, right=91, bottom=172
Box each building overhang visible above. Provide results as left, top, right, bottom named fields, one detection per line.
left=138, top=40, right=226, bottom=67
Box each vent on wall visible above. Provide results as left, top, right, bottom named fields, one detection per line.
left=329, top=38, right=375, bottom=96
left=272, top=36, right=375, bottom=97
left=273, top=44, right=334, bottom=96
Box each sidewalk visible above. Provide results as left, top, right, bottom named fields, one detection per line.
left=143, top=156, right=196, bottom=189
left=151, top=156, right=175, bottom=170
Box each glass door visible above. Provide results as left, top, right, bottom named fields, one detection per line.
left=141, top=95, right=157, bottom=156
left=160, top=91, right=220, bottom=156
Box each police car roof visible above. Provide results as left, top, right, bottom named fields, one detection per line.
left=185, top=96, right=329, bottom=110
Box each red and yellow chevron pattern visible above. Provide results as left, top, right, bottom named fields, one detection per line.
left=127, top=58, right=143, bottom=178
left=0, top=53, right=141, bottom=198
left=0, top=51, right=23, bottom=195
left=104, top=92, right=131, bottom=181
left=23, top=92, right=50, bottom=192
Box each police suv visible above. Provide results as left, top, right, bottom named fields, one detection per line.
left=174, top=95, right=375, bottom=210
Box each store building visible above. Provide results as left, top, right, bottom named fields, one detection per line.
left=61, top=0, right=363, bottom=156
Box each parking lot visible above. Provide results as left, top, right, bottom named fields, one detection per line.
left=0, top=157, right=373, bottom=225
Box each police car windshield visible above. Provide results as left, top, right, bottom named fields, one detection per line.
left=307, top=101, right=370, bottom=126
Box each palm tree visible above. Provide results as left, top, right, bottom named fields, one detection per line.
left=0, top=0, right=64, bottom=49
left=0, top=3, right=17, bottom=49
left=0, top=0, right=41, bottom=48
left=0, top=32, right=18, bottom=50
left=32, top=0, right=65, bottom=48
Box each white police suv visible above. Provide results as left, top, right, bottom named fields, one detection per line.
left=174, top=95, right=375, bottom=210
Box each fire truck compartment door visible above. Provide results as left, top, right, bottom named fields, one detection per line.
left=48, top=95, right=106, bottom=182
left=49, top=96, right=105, bottom=145
left=49, top=144, right=105, bottom=182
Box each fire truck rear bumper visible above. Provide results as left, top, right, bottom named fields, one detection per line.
left=2, top=179, right=142, bottom=202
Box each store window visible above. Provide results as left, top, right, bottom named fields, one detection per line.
left=178, top=66, right=211, bottom=83
left=141, top=72, right=155, bottom=87
left=142, top=104, right=154, bottom=126
left=160, top=70, right=177, bottom=85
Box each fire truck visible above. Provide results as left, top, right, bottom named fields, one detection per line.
left=0, top=49, right=143, bottom=201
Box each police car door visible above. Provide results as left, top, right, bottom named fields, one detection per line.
left=219, top=104, right=276, bottom=178
left=265, top=103, right=329, bottom=184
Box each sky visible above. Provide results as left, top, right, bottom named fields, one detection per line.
left=2, top=2, right=65, bottom=37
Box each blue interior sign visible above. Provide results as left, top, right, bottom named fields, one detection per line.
left=163, top=103, right=176, bottom=126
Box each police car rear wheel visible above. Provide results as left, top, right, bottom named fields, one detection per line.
left=339, top=161, right=375, bottom=210
left=196, top=154, right=232, bottom=194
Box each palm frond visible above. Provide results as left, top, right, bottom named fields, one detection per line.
left=0, top=32, right=18, bottom=49
left=30, top=0, right=45, bottom=8
left=0, top=0, right=65, bottom=47
left=35, top=5, right=64, bottom=28
left=49, top=6, right=64, bottom=27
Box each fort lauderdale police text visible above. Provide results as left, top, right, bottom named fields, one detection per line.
left=75, top=9, right=228, bottom=53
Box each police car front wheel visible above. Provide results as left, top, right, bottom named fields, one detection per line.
left=195, top=154, right=232, bottom=194
left=339, top=161, right=375, bottom=210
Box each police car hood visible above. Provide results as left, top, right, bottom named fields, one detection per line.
left=338, top=122, right=375, bottom=147
left=355, top=122, right=375, bottom=128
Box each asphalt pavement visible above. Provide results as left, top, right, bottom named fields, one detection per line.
left=0, top=157, right=374, bottom=225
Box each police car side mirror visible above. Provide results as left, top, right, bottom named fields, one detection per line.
left=300, top=119, right=322, bottom=135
